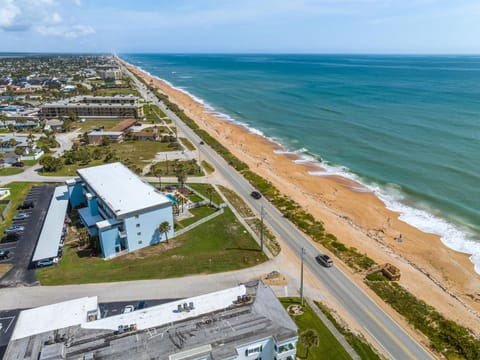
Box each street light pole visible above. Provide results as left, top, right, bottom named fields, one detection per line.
left=300, top=247, right=305, bottom=305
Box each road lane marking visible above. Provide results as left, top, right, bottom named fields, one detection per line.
left=363, top=307, right=416, bottom=360
left=262, top=205, right=420, bottom=360
left=363, top=326, right=396, bottom=360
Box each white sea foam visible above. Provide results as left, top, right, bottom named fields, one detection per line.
left=274, top=148, right=308, bottom=155
left=308, top=160, right=480, bottom=274
left=126, top=59, right=480, bottom=274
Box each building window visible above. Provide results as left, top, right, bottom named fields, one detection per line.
left=137, top=232, right=141, bottom=236
left=245, top=345, right=262, bottom=356
left=135, top=215, right=139, bottom=219
left=138, top=240, right=142, bottom=244
left=136, top=223, right=140, bottom=227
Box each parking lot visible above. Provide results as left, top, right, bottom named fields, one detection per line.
left=0, top=184, right=56, bottom=287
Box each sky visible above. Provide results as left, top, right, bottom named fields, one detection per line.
left=0, top=0, right=479, bottom=54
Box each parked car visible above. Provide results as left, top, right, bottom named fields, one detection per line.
left=12, top=162, right=24, bottom=168
left=123, top=305, right=135, bottom=314
left=1, top=233, right=19, bottom=242
left=250, top=191, right=262, bottom=200
left=199, top=141, right=205, bottom=145
left=316, top=254, right=333, bottom=268
left=0, top=249, right=10, bottom=260
left=36, top=259, right=54, bottom=268
left=13, top=212, right=30, bottom=220
left=136, top=301, right=147, bottom=310
left=5, top=225, right=25, bottom=234
left=17, top=200, right=34, bottom=210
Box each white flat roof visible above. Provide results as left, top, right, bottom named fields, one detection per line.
left=83, top=285, right=246, bottom=331
left=32, top=186, right=69, bottom=262
left=76, top=162, right=170, bottom=218
left=11, top=297, right=98, bottom=340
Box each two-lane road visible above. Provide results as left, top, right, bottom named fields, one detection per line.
left=123, top=63, right=434, bottom=360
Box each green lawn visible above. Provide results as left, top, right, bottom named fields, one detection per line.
left=314, top=301, right=381, bottom=360
left=143, top=104, right=166, bottom=121
left=218, top=185, right=254, bottom=218
left=0, top=182, right=39, bottom=235
left=94, top=88, right=140, bottom=96
left=75, top=120, right=121, bottom=132
left=149, top=159, right=203, bottom=177
left=177, top=205, right=219, bottom=228
left=179, top=137, right=196, bottom=151
left=36, top=208, right=267, bottom=285
left=42, top=159, right=107, bottom=176
left=22, top=157, right=42, bottom=166
left=0, top=168, right=24, bottom=176
left=141, top=126, right=170, bottom=134
left=201, top=160, right=215, bottom=174
left=281, top=298, right=353, bottom=360
left=188, top=183, right=223, bottom=205
left=43, top=141, right=179, bottom=176
left=0, top=264, right=12, bottom=278
left=110, top=141, right=176, bottom=163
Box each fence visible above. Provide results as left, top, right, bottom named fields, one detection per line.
left=174, top=208, right=224, bottom=237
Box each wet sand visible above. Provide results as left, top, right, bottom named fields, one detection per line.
left=120, top=58, right=480, bottom=334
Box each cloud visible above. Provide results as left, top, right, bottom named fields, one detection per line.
left=0, top=0, right=94, bottom=38
left=36, top=24, right=95, bottom=39
left=0, top=0, right=20, bottom=27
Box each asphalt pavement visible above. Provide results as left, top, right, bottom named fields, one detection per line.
left=125, top=66, right=434, bottom=360
left=0, top=184, right=55, bottom=287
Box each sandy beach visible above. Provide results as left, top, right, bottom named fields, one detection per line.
left=120, top=58, right=480, bottom=335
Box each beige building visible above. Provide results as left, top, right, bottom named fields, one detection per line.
left=40, top=95, right=144, bottom=119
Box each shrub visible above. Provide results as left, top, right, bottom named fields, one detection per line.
left=365, top=273, right=388, bottom=281
left=366, top=281, right=480, bottom=359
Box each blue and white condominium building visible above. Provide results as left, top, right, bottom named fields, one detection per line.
left=66, top=162, right=174, bottom=258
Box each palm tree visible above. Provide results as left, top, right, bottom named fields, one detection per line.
left=78, top=227, right=90, bottom=249
left=27, top=131, right=35, bottom=152
left=206, top=186, right=214, bottom=207
left=1, top=112, right=7, bottom=129
left=174, top=163, right=187, bottom=191
left=299, top=329, right=319, bottom=359
left=159, top=221, right=171, bottom=243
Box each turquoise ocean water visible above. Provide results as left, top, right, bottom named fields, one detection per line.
left=121, top=54, right=480, bottom=272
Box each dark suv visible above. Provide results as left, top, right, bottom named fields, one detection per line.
left=250, top=191, right=262, bottom=200
left=17, top=200, right=34, bottom=210
left=0, top=249, right=10, bottom=260
left=316, top=254, right=333, bottom=267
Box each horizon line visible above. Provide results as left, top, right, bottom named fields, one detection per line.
left=1, top=51, right=480, bottom=57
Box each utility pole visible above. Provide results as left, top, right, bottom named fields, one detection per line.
left=300, top=247, right=305, bottom=305
left=260, top=206, right=265, bottom=252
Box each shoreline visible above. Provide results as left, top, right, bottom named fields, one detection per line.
left=123, top=58, right=480, bottom=275
left=119, top=57, right=480, bottom=333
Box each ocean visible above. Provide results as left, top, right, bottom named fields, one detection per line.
left=121, top=54, right=480, bottom=273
